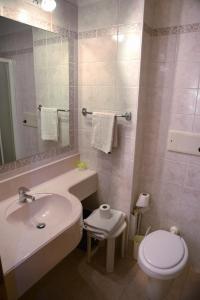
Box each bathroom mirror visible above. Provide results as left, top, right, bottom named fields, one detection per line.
left=0, top=16, right=72, bottom=168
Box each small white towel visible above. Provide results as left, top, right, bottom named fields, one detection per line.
left=84, top=208, right=123, bottom=237
left=84, top=214, right=125, bottom=240
left=41, top=107, right=58, bottom=141
left=59, top=112, right=69, bottom=147
left=91, top=112, right=118, bottom=153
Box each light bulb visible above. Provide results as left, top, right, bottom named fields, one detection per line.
left=41, top=0, right=56, bottom=12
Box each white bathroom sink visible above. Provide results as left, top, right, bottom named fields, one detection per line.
left=6, top=193, right=72, bottom=229
left=1, top=190, right=82, bottom=275
left=0, top=168, right=97, bottom=300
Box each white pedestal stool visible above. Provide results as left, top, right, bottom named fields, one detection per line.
left=86, top=220, right=127, bottom=273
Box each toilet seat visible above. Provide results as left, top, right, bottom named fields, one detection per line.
left=143, top=230, right=185, bottom=269
left=138, top=230, right=188, bottom=280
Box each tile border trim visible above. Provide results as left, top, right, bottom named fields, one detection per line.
left=78, top=21, right=200, bottom=40
left=144, top=22, right=200, bottom=37
left=78, top=23, right=143, bottom=39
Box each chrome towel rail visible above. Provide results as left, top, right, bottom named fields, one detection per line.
left=82, top=108, right=131, bottom=121
left=38, top=104, right=70, bottom=113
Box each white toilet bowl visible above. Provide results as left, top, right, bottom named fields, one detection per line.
left=138, top=230, right=188, bottom=300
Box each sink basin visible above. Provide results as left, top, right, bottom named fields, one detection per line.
left=0, top=168, right=97, bottom=300
left=2, top=192, right=82, bottom=300
left=6, top=194, right=72, bottom=229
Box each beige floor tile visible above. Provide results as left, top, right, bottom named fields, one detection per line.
left=180, top=268, right=200, bottom=300
left=19, top=248, right=200, bottom=300
left=165, top=265, right=189, bottom=300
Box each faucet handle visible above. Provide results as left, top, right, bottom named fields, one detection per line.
left=18, top=186, right=30, bottom=194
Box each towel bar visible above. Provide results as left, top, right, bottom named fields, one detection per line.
left=82, top=108, right=131, bottom=121
left=38, top=105, right=70, bottom=113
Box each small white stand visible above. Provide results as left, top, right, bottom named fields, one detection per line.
left=86, top=220, right=127, bottom=273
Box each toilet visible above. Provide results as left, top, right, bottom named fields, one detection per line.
left=138, top=230, right=188, bottom=300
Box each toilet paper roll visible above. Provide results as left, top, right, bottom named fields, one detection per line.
left=136, top=193, right=150, bottom=208
left=99, top=204, right=111, bottom=219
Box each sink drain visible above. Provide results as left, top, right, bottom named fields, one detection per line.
left=36, top=222, right=46, bottom=229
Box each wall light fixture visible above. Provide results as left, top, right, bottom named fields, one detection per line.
left=32, top=0, right=56, bottom=12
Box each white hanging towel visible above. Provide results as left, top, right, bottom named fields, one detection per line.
left=40, top=107, right=58, bottom=141
left=91, top=112, right=118, bottom=153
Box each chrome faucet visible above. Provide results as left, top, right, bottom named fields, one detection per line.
left=18, top=186, right=35, bottom=203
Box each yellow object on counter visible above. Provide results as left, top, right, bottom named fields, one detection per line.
left=76, top=161, right=88, bottom=170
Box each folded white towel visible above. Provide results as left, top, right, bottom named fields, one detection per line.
left=84, top=208, right=123, bottom=236
left=41, top=107, right=58, bottom=141
left=84, top=214, right=125, bottom=240
left=91, top=112, right=118, bottom=153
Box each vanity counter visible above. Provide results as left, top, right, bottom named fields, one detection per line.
left=0, top=168, right=97, bottom=299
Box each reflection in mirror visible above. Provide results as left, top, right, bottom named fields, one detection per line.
left=0, top=17, right=70, bottom=166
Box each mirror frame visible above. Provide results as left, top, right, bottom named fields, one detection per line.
left=0, top=7, right=78, bottom=179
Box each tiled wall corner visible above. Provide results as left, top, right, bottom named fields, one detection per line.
left=139, top=0, right=200, bottom=270
left=78, top=0, right=145, bottom=215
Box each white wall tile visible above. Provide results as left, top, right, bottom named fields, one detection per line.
left=153, top=0, right=182, bottom=28
left=193, top=116, right=200, bottom=133
left=115, top=87, right=139, bottom=113
left=180, top=187, right=200, bottom=210
left=147, top=62, right=175, bottom=88
left=150, top=35, right=177, bottom=62
left=78, top=0, right=118, bottom=31
left=174, top=62, right=200, bottom=89
left=154, top=0, right=200, bottom=27
left=171, top=89, right=198, bottom=115
left=179, top=0, right=200, bottom=26
left=79, top=61, right=116, bottom=85
left=185, top=164, right=200, bottom=190
left=176, top=32, right=200, bottom=63
left=144, top=86, right=172, bottom=115
left=117, top=32, right=142, bottom=61
left=170, top=114, right=194, bottom=131
left=118, top=0, right=145, bottom=25
left=144, top=0, right=156, bottom=28
left=79, top=36, right=117, bottom=63
left=117, top=60, right=140, bottom=87
left=162, top=160, right=187, bottom=185
left=195, top=90, right=200, bottom=115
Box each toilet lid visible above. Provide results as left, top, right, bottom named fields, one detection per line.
left=143, top=230, right=185, bottom=269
